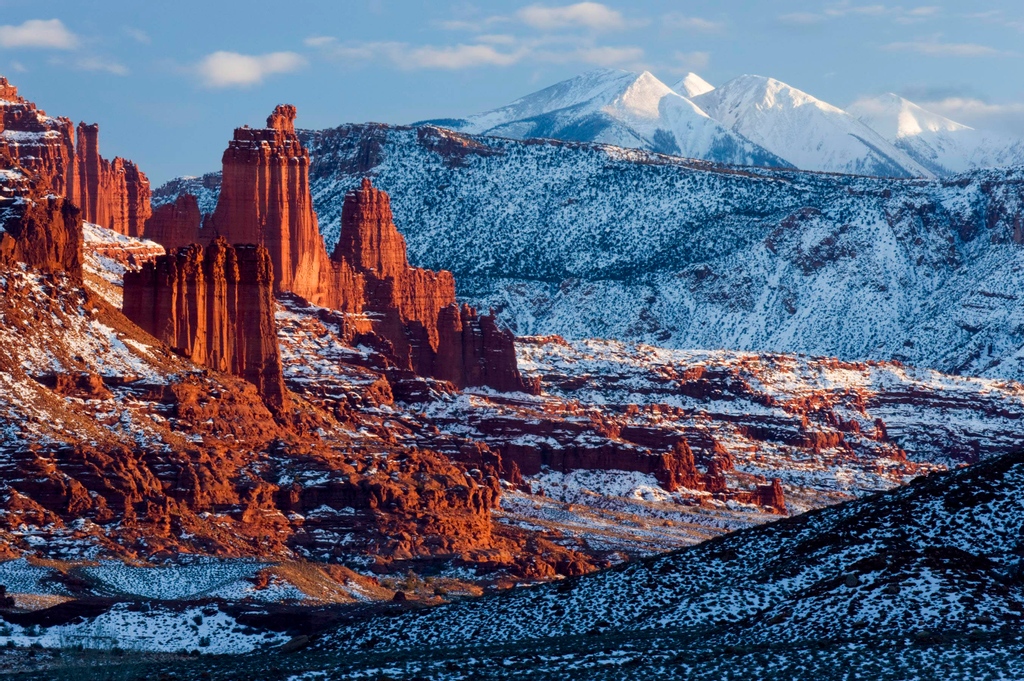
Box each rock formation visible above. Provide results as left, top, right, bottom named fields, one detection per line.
left=144, top=193, right=202, bottom=250
left=71, top=123, right=152, bottom=237
left=207, top=104, right=332, bottom=303
left=0, top=77, right=151, bottom=237
left=332, top=179, right=537, bottom=394
left=122, top=238, right=287, bottom=412
left=0, top=189, right=82, bottom=277
left=206, top=104, right=535, bottom=394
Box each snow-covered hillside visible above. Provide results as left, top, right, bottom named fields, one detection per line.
left=691, top=75, right=931, bottom=177
left=422, top=69, right=790, bottom=168
left=309, top=448, right=1024, bottom=680
left=158, top=125, right=1024, bottom=383
left=849, top=93, right=1024, bottom=176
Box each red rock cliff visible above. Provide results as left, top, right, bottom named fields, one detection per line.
left=206, top=105, right=534, bottom=394
left=144, top=193, right=202, bottom=250
left=333, top=179, right=537, bottom=394
left=0, top=178, right=83, bottom=277
left=122, top=238, right=287, bottom=412
left=207, top=104, right=333, bottom=304
left=0, top=77, right=151, bottom=237
left=0, top=77, right=75, bottom=196
left=71, top=123, right=152, bottom=237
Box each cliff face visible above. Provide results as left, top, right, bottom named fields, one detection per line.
left=205, top=105, right=533, bottom=393
left=0, top=77, right=151, bottom=237
left=71, top=123, right=152, bottom=237
left=144, top=193, right=202, bottom=250
left=122, top=238, right=287, bottom=411
left=0, top=185, right=82, bottom=277
left=206, top=104, right=333, bottom=304
left=333, top=179, right=537, bottom=393
left=0, top=79, right=75, bottom=196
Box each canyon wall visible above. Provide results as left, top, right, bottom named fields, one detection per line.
left=0, top=76, right=151, bottom=237
left=0, top=185, right=82, bottom=277
left=144, top=193, right=202, bottom=250
left=122, top=238, right=287, bottom=412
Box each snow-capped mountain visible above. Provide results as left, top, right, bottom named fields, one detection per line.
left=421, top=69, right=1024, bottom=178
left=425, top=69, right=791, bottom=168
left=671, top=72, right=715, bottom=98
left=691, top=75, right=933, bottom=178
left=848, top=93, right=1024, bottom=176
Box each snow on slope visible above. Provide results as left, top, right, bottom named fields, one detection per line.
left=671, top=72, right=715, bottom=98
left=848, top=93, right=1024, bottom=176
left=160, top=124, right=1024, bottom=383
left=312, top=449, right=1024, bottom=679
left=692, top=75, right=933, bottom=177
left=428, top=69, right=790, bottom=168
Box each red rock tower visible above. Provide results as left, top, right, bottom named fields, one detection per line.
left=207, top=104, right=333, bottom=305
left=331, top=179, right=537, bottom=394
left=122, top=238, right=288, bottom=412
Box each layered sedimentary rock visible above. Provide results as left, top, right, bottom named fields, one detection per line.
left=71, top=123, right=152, bottom=237
left=331, top=178, right=537, bottom=393
left=207, top=104, right=534, bottom=393
left=144, top=193, right=202, bottom=250
left=0, top=187, right=83, bottom=277
left=122, top=238, right=287, bottom=411
left=0, top=77, right=151, bottom=237
left=207, top=104, right=333, bottom=303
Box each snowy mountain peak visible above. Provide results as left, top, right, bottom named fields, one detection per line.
left=692, top=74, right=932, bottom=177
left=848, top=93, right=972, bottom=140
left=715, top=74, right=846, bottom=115
left=672, top=72, right=715, bottom=98
left=845, top=92, right=1024, bottom=176
left=423, top=69, right=790, bottom=169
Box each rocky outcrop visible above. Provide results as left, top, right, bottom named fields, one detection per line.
left=143, top=193, right=202, bottom=250
left=0, top=77, right=151, bottom=237
left=332, top=179, right=537, bottom=394
left=122, top=238, right=287, bottom=411
left=0, top=77, right=75, bottom=196
left=71, top=123, right=152, bottom=237
left=755, top=478, right=787, bottom=514
left=0, top=169, right=82, bottom=277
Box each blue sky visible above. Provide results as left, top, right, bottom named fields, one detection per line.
left=3, top=0, right=1024, bottom=183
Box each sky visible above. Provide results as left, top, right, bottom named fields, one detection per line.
left=3, top=0, right=1024, bottom=184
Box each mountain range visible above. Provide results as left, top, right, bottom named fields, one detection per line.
left=156, top=123, right=1024, bottom=383
left=426, top=68, right=1024, bottom=178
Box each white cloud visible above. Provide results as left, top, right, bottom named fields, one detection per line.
left=304, top=36, right=337, bottom=48
left=922, top=97, right=1024, bottom=118
left=405, top=44, right=524, bottom=69
left=781, top=4, right=939, bottom=26
left=76, top=56, right=129, bottom=75
left=0, top=19, right=78, bottom=49
left=669, top=50, right=711, bottom=73
left=437, top=17, right=510, bottom=32
left=663, top=14, right=724, bottom=32
left=571, top=45, right=643, bottom=67
left=124, top=27, right=151, bottom=44
left=882, top=40, right=1006, bottom=57
left=518, top=3, right=630, bottom=31
left=309, top=33, right=646, bottom=71
left=196, top=51, right=306, bottom=88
